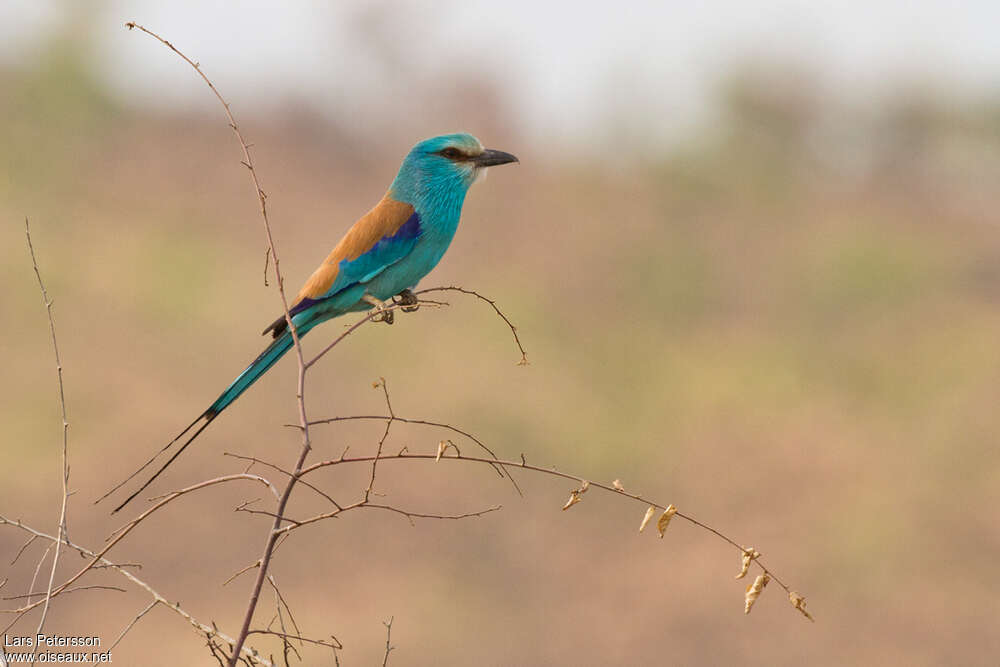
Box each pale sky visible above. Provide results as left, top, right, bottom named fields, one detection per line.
left=3, top=1, right=999, bottom=146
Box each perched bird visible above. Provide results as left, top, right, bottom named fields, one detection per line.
left=107, top=133, right=518, bottom=512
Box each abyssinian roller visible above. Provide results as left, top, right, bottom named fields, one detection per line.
left=108, top=133, right=518, bottom=512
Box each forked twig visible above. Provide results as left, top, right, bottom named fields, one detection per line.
left=123, top=22, right=310, bottom=665
left=0, top=517, right=273, bottom=666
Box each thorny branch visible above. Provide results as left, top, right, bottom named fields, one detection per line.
left=2, top=474, right=277, bottom=617
left=417, top=286, right=528, bottom=365
left=0, top=517, right=274, bottom=666
left=123, top=21, right=537, bottom=665
left=123, top=21, right=313, bottom=666
left=5, top=19, right=808, bottom=666
left=382, top=616, right=395, bottom=667
left=25, top=219, right=71, bottom=664
left=295, top=451, right=801, bottom=597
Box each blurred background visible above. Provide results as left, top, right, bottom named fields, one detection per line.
left=2, top=1, right=1000, bottom=664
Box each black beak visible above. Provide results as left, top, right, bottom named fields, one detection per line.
left=473, top=149, right=519, bottom=167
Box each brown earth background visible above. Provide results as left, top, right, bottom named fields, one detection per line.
left=2, top=6, right=1000, bottom=666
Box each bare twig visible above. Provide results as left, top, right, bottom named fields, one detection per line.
left=274, top=501, right=502, bottom=535
left=21, top=542, right=51, bottom=612
left=224, top=453, right=342, bottom=510
left=109, top=600, right=159, bottom=651
left=365, top=503, right=501, bottom=528
left=297, top=452, right=800, bottom=597
left=304, top=300, right=439, bottom=370
left=381, top=616, right=395, bottom=667
left=123, top=22, right=311, bottom=666
left=245, top=630, right=341, bottom=651
left=305, top=412, right=518, bottom=494
left=3, top=585, right=125, bottom=601
left=266, top=575, right=304, bottom=664
left=2, top=474, right=276, bottom=616
left=416, top=286, right=528, bottom=365
left=10, top=535, right=39, bottom=566
left=365, top=379, right=394, bottom=501
left=0, top=517, right=272, bottom=666
left=25, top=219, right=71, bottom=658
left=305, top=287, right=527, bottom=371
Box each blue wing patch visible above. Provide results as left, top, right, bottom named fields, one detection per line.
left=325, top=211, right=422, bottom=298
left=263, top=211, right=423, bottom=338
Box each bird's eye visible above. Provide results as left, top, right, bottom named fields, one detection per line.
left=439, top=147, right=463, bottom=160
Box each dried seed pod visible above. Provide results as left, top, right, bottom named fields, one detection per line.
left=435, top=439, right=459, bottom=461
left=639, top=506, right=656, bottom=532
left=656, top=505, right=677, bottom=538
left=788, top=591, right=814, bottom=621
left=562, top=490, right=583, bottom=511
left=735, top=546, right=761, bottom=579
left=744, top=573, right=770, bottom=614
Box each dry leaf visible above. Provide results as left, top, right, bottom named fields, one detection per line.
left=656, top=505, right=677, bottom=538
left=562, top=481, right=590, bottom=511
left=735, top=546, right=761, bottom=579
left=612, top=479, right=625, bottom=492
left=788, top=591, right=814, bottom=622
left=562, top=490, right=583, bottom=511
left=744, top=573, right=770, bottom=614
left=435, top=440, right=455, bottom=461
left=639, top=506, right=656, bottom=532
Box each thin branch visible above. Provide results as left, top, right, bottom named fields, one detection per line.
left=2, top=474, right=276, bottom=616
left=304, top=413, right=519, bottom=494
left=25, top=218, right=71, bottom=656
left=3, top=584, right=125, bottom=601
left=222, top=535, right=290, bottom=588
left=235, top=503, right=301, bottom=527
left=416, top=286, right=528, bottom=365
left=303, top=286, right=526, bottom=372
left=223, top=561, right=263, bottom=588
left=266, top=575, right=304, bottom=665
left=0, top=517, right=272, bottom=666
left=381, top=616, right=394, bottom=667
left=304, top=300, right=439, bottom=370
left=274, top=500, right=502, bottom=535
left=225, top=453, right=341, bottom=510
left=245, top=630, right=341, bottom=651
left=123, top=23, right=311, bottom=666
left=365, top=503, right=502, bottom=528
left=26, top=544, right=52, bottom=608
left=109, top=600, right=159, bottom=651
left=365, top=379, right=394, bottom=501
left=10, top=535, right=39, bottom=566
left=298, top=452, right=799, bottom=596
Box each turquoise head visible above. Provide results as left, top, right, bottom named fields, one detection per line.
left=389, top=133, right=518, bottom=207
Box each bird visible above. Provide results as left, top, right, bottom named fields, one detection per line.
left=105, top=132, right=518, bottom=512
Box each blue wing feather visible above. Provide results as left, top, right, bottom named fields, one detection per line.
left=263, top=211, right=422, bottom=338
left=323, top=211, right=422, bottom=297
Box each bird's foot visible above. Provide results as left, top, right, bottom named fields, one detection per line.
left=362, top=294, right=394, bottom=325
left=393, top=288, right=420, bottom=313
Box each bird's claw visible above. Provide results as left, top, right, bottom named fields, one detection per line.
left=362, top=294, right=394, bottom=325
left=394, top=288, right=420, bottom=313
